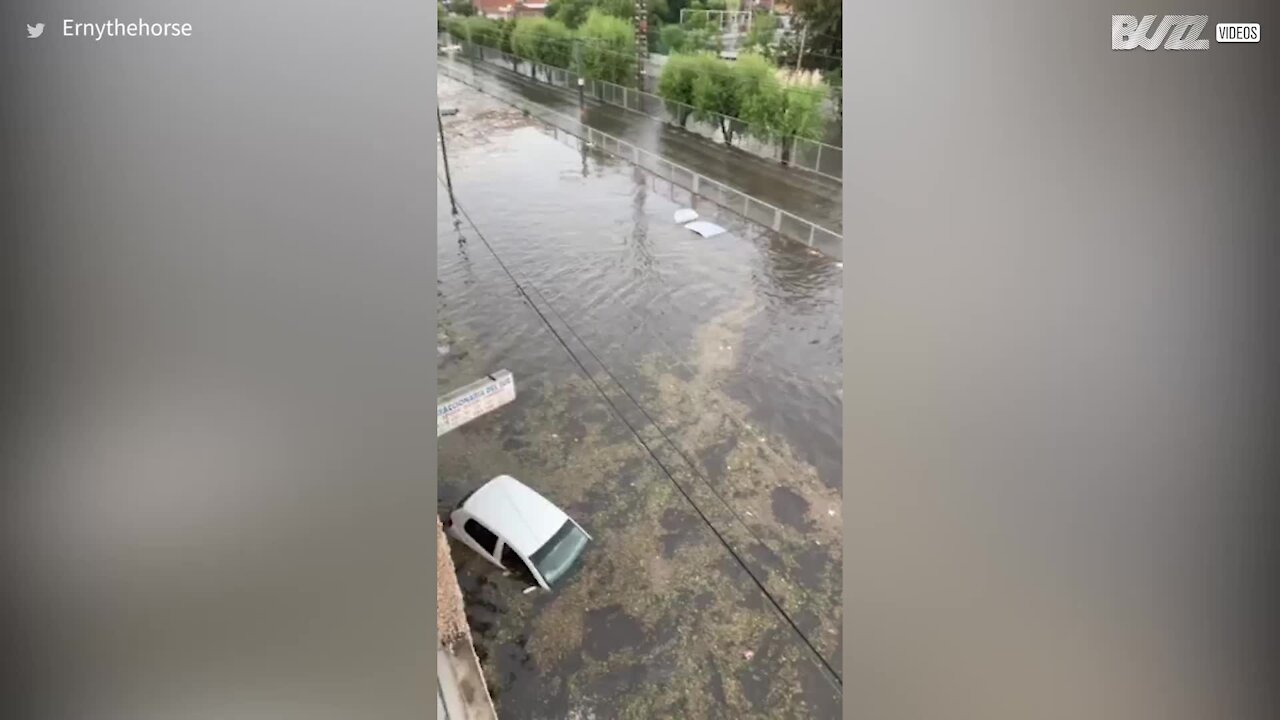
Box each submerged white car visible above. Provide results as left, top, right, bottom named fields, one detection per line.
left=444, top=475, right=591, bottom=591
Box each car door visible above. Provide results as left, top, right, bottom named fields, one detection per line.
left=459, top=517, right=502, bottom=568
left=499, top=541, right=540, bottom=587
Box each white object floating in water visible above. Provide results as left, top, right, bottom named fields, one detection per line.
left=683, top=220, right=726, bottom=238
left=673, top=208, right=699, bottom=224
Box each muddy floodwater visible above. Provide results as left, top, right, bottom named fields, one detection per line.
left=436, top=75, right=843, bottom=719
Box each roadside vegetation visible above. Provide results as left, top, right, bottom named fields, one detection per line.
left=657, top=51, right=827, bottom=158
left=441, top=4, right=832, bottom=164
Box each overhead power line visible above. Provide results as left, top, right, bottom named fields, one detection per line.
left=435, top=173, right=844, bottom=691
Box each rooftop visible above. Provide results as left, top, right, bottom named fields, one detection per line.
left=462, top=475, right=567, bottom=557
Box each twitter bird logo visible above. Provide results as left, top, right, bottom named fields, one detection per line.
left=27, top=22, right=45, bottom=38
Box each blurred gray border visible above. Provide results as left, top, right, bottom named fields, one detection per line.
left=843, top=2, right=1277, bottom=719
left=7, top=1, right=442, bottom=718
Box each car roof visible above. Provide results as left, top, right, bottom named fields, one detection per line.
left=460, top=475, right=569, bottom=557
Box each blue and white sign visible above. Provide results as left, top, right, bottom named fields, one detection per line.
left=438, top=370, right=516, bottom=437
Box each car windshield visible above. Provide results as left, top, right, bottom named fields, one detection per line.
left=529, top=520, right=589, bottom=586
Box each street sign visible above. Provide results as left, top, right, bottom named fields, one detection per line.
left=437, top=370, right=516, bottom=437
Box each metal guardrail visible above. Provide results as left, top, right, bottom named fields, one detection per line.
left=446, top=36, right=843, bottom=183
left=439, top=59, right=842, bottom=252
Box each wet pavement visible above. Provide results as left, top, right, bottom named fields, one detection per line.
left=440, top=54, right=843, bottom=236
left=436, top=75, right=843, bottom=719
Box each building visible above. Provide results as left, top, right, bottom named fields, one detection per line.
left=473, top=0, right=547, bottom=20
left=437, top=515, right=498, bottom=719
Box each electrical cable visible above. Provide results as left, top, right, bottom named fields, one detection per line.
left=436, top=173, right=843, bottom=690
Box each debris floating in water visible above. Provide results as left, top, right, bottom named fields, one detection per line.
left=683, top=220, right=726, bottom=238
left=673, top=208, right=698, bottom=224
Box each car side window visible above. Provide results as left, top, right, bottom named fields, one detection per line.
left=501, top=543, right=537, bottom=585
left=463, top=519, right=498, bottom=555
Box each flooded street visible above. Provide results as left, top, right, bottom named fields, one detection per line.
left=439, top=54, right=844, bottom=237
left=436, top=75, right=843, bottom=718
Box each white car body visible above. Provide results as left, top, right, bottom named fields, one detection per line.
left=445, top=475, right=591, bottom=590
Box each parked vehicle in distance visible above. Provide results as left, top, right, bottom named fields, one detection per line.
left=444, top=475, right=591, bottom=591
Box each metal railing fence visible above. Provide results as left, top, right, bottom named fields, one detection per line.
left=439, top=59, right=841, bottom=254
left=444, top=35, right=843, bottom=182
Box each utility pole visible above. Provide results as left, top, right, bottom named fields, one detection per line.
left=437, top=107, right=457, bottom=215
left=634, top=0, right=648, bottom=90
left=794, top=24, right=807, bottom=72
left=574, top=38, right=585, bottom=109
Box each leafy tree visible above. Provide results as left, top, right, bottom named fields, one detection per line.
left=591, top=0, right=670, bottom=45
left=499, top=18, right=520, bottom=69
left=464, top=16, right=501, bottom=47
left=733, top=52, right=780, bottom=143
left=686, top=5, right=709, bottom=29
left=512, top=17, right=574, bottom=80
left=661, top=0, right=688, bottom=24
left=578, top=10, right=636, bottom=85
left=771, top=69, right=828, bottom=165
left=791, top=0, right=841, bottom=71
left=741, top=12, right=778, bottom=57
left=545, top=0, right=594, bottom=29
left=656, top=52, right=699, bottom=126
left=597, top=0, right=634, bottom=18
left=444, top=15, right=469, bottom=40
left=825, top=65, right=842, bottom=121
left=449, top=0, right=477, bottom=17
left=690, top=53, right=743, bottom=146
left=658, top=25, right=686, bottom=53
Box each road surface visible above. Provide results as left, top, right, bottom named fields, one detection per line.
left=437, top=76, right=843, bottom=719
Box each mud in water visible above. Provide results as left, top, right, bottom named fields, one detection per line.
left=437, top=75, right=842, bottom=718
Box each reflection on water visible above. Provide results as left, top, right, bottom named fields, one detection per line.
left=437, top=76, right=843, bottom=719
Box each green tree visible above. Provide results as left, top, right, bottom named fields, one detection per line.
left=658, top=24, right=686, bottom=53
left=512, top=17, right=574, bottom=80
left=771, top=69, right=828, bottom=165
left=597, top=0, right=634, bottom=18
left=444, top=15, right=468, bottom=40
left=656, top=52, right=699, bottom=126
left=545, top=0, right=594, bottom=29
left=686, top=5, right=709, bottom=30
left=499, top=18, right=520, bottom=70
left=741, top=12, right=778, bottom=57
left=578, top=10, right=637, bottom=85
left=690, top=53, right=742, bottom=146
left=464, top=16, right=500, bottom=47
left=791, top=0, right=841, bottom=71
left=449, top=0, right=476, bottom=16
left=733, top=52, right=781, bottom=144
